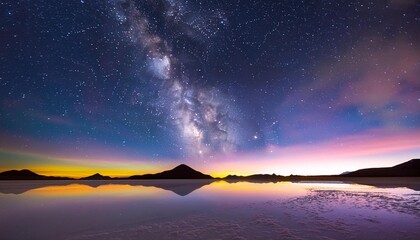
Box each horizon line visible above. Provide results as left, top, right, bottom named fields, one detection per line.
left=1, top=158, right=418, bottom=179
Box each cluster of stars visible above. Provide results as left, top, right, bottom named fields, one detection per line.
left=111, top=0, right=240, bottom=157
left=0, top=0, right=418, bottom=163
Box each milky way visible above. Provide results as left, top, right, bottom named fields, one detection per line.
left=111, top=0, right=239, bottom=158
left=0, top=0, right=419, bottom=172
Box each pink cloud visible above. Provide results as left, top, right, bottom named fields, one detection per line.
left=276, top=36, right=420, bottom=137
left=335, top=38, right=420, bottom=118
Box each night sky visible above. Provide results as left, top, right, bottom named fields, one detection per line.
left=1, top=0, right=419, bottom=177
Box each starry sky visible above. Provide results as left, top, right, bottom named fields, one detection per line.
left=0, top=0, right=419, bottom=177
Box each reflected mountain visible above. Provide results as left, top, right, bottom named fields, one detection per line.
left=345, top=177, right=420, bottom=191
left=224, top=177, right=420, bottom=191
left=224, top=176, right=420, bottom=191
left=133, top=179, right=215, bottom=196
left=1, top=160, right=419, bottom=194
left=0, top=179, right=216, bottom=196
left=0, top=164, right=215, bottom=196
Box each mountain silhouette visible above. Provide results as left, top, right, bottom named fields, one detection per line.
left=0, top=164, right=212, bottom=180
left=343, top=159, right=420, bottom=177
left=80, top=173, right=111, bottom=180
left=1, top=161, right=420, bottom=194
left=129, top=164, right=213, bottom=179
left=1, top=160, right=419, bottom=181
left=0, top=169, right=72, bottom=180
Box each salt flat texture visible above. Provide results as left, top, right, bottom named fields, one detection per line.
left=64, top=182, right=420, bottom=240
left=0, top=180, right=419, bottom=240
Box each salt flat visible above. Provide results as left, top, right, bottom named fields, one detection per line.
left=0, top=180, right=419, bottom=240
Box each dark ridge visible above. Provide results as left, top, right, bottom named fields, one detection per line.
left=1, top=160, right=419, bottom=181
left=0, top=164, right=212, bottom=180
left=343, top=159, right=420, bottom=177
left=224, top=173, right=282, bottom=182
left=129, top=164, right=213, bottom=179
left=80, top=173, right=112, bottom=180
left=0, top=169, right=72, bottom=180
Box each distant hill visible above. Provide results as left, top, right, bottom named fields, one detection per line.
left=80, top=173, right=111, bottom=180
left=129, top=164, right=213, bottom=179
left=343, top=159, right=420, bottom=177
left=0, top=164, right=213, bottom=180
left=1, top=160, right=419, bottom=181
left=225, top=174, right=282, bottom=182
left=0, top=169, right=72, bottom=180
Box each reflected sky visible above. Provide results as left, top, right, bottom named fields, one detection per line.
left=0, top=180, right=419, bottom=240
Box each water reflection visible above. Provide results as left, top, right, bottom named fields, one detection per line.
left=1, top=178, right=419, bottom=197
left=0, top=179, right=215, bottom=196
left=0, top=180, right=419, bottom=240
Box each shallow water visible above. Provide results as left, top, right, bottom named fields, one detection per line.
left=0, top=180, right=419, bottom=240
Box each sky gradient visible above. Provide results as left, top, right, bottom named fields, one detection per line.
left=1, top=0, right=419, bottom=177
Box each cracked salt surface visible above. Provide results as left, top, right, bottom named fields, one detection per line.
left=0, top=180, right=419, bottom=240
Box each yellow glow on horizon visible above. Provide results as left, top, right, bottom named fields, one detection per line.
left=22, top=165, right=150, bottom=178
left=31, top=165, right=150, bottom=178
left=1, top=128, right=419, bottom=177
left=27, top=184, right=167, bottom=198
left=0, top=149, right=166, bottom=178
